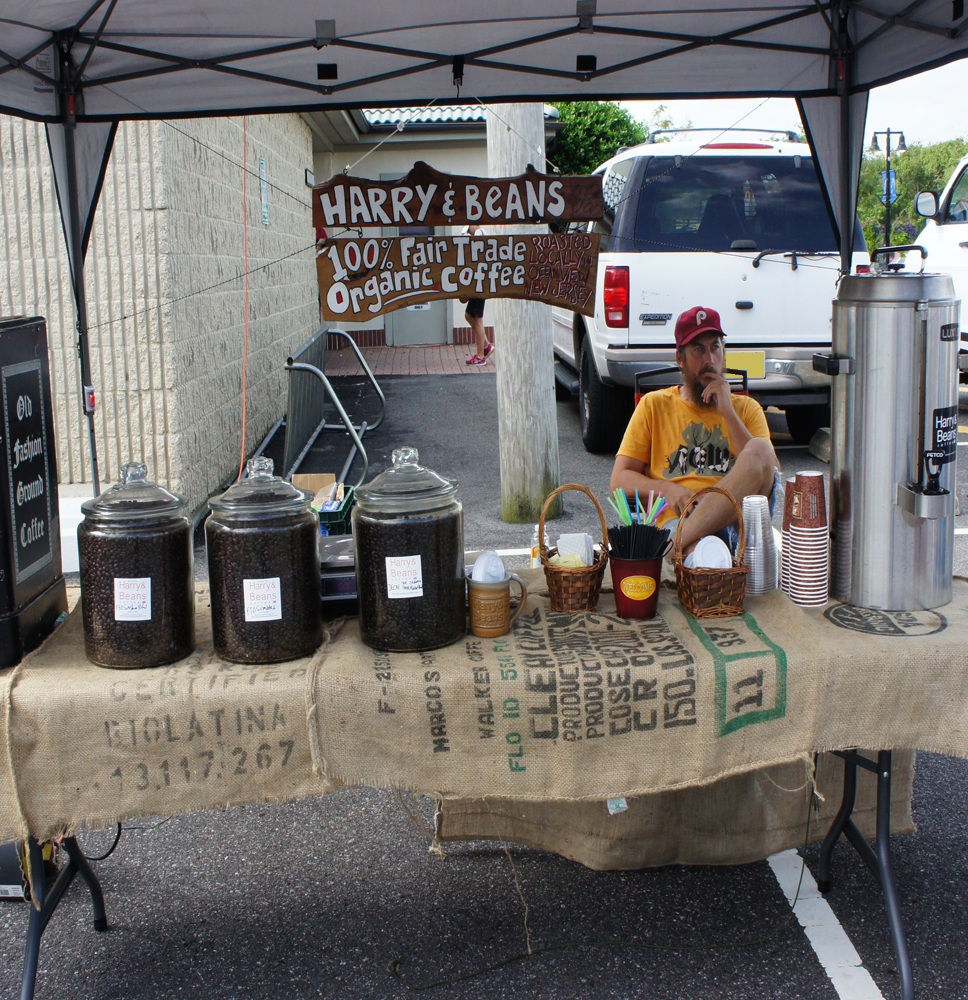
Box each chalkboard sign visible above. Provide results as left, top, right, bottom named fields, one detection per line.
left=2, top=359, right=53, bottom=584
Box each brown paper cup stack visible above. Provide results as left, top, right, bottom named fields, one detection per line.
left=832, top=473, right=852, bottom=603
left=780, top=477, right=796, bottom=595
left=786, top=471, right=829, bottom=607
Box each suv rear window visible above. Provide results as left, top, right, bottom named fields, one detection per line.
left=616, top=155, right=839, bottom=254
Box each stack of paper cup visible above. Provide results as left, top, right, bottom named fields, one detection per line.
left=786, top=470, right=829, bottom=606
left=780, top=477, right=796, bottom=595
left=832, top=480, right=852, bottom=603
left=742, top=494, right=777, bottom=594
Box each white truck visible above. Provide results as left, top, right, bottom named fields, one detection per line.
left=552, top=128, right=870, bottom=451
left=912, top=152, right=968, bottom=345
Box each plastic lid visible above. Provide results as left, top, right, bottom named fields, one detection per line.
left=209, top=457, right=313, bottom=515
left=355, top=447, right=458, bottom=514
left=81, top=462, right=187, bottom=521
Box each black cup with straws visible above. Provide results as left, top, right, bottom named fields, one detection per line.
left=606, top=488, right=671, bottom=560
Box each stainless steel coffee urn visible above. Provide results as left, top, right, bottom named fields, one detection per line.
left=817, top=249, right=961, bottom=610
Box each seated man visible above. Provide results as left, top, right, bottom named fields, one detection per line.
left=609, top=306, right=780, bottom=557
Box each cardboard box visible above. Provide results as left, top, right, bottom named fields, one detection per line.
left=292, top=473, right=336, bottom=493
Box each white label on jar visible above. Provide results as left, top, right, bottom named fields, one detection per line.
left=244, top=577, right=282, bottom=621
left=114, top=577, right=151, bottom=621
left=385, top=555, right=423, bottom=598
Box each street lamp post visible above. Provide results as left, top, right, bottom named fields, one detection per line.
left=870, top=128, right=907, bottom=248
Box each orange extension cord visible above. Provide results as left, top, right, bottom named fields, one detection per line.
left=236, top=115, right=250, bottom=483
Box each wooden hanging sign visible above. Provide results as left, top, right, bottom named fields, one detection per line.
left=312, top=161, right=603, bottom=229
left=317, top=231, right=600, bottom=320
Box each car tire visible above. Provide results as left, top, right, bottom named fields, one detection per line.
left=579, top=339, right=629, bottom=453
left=785, top=402, right=831, bottom=445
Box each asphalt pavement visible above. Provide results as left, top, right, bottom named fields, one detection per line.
left=4, top=373, right=968, bottom=1000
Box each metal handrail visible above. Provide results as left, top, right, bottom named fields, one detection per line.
left=323, top=330, right=387, bottom=433
left=283, top=331, right=386, bottom=489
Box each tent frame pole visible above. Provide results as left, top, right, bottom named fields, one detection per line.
left=58, top=40, right=101, bottom=495
left=836, top=9, right=855, bottom=277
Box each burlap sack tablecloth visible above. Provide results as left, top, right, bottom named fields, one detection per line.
left=5, top=576, right=959, bottom=865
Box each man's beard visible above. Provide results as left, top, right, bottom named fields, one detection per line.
left=684, top=368, right=718, bottom=408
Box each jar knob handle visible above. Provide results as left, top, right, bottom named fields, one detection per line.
left=392, top=446, right=418, bottom=467
left=120, top=462, right=148, bottom=484
left=246, top=456, right=274, bottom=479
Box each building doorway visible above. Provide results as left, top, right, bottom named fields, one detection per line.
left=383, top=223, right=449, bottom=346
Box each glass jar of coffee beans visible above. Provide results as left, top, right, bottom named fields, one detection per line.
left=206, top=457, right=322, bottom=664
left=78, top=463, right=195, bottom=667
left=353, top=447, right=465, bottom=652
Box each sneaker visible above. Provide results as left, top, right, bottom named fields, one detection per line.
left=466, top=354, right=486, bottom=365
left=483, top=342, right=495, bottom=359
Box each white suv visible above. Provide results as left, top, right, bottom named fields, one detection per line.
left=912, top=153, right=967, bottom=339
left=552, top=129, right=869, bottom=451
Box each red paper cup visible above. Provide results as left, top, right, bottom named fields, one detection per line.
left=782, top=477, right=797, bottom=531
left=610, top=557, right=662, bottom=619
left=792, top=471, right=827, bottom=528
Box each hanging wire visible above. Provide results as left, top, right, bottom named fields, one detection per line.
left=86, top=244, right=315, bottom=332
left=467, top=93, right=834, bottom=272
left=470, top=94, right=564, bottom=173
left=160, top=118, right=313, bottom=210
left=387, top=788, right=819, bottom=991
left=340, top=94, right=446, bottom=176
left=99, top=83, right=313, bottom=210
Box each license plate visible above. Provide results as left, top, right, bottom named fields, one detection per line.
left=725, top=350, right=765, bottom=380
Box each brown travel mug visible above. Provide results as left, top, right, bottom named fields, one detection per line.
left=466, top=573, right=528, bottom=638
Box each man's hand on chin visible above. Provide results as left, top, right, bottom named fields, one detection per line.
left=701, top=371, right=734, bottom=415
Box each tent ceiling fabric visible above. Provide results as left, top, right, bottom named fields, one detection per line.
left=1, top=1, right=965, bottom=122
left=0, top=1, right=963, bottom=490
left=44, top=120, right=117, bottom=283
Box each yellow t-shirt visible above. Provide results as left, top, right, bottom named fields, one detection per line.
left=616, top=385, right=771, bottom=526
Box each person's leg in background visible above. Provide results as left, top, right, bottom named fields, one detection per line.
left=465, top=299, right=492, bottom=365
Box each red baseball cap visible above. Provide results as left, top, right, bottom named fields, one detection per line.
left=675, top=306, right=726, bottom=349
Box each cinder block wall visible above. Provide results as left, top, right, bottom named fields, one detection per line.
left=162, top=115, right=318, bottom=509
left=0, top=113, right=317, bottom=513
left=85, top=120, right=171, bottom=495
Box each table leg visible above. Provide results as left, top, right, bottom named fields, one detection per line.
left=817, top=750, right=914, bottom=1000
left=20, top=839, right=46, bottom=1000
left=875, top=751, right=914, bottom=1000
left=19, top=836, right=108, bottom=1000
left=59, top=837, right=107, bottom=931
left=817, top=750, right=858, bottom=893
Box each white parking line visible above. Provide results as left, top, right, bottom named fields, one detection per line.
left=768, top=850, right=885, bottom=1000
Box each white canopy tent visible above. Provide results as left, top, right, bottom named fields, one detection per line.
left=1, top=0, right=966, bottom=482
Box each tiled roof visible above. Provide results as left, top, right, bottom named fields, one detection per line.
left=362, top=106, right=485, bottom=126
left=362, top=105, right=559, bottom=127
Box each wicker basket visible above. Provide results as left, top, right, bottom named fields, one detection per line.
left=538, top=484, right=609, bottom=612
left=673, top=486, right=749, bottom=619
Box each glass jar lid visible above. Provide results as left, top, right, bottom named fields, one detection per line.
left=356, top=447, right=458, bottom=514
left=209, top=457, right=313, bottom=516
left=81, top=462, right=188, bottom=522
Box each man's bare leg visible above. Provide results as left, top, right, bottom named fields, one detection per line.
left=675, top=438, right=778, bottom=554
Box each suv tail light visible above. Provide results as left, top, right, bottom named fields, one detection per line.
left=604, top=266, right=629, bottom=328
left=855, top=264, right=871, bottom=274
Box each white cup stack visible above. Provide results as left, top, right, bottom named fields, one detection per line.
left=783, top=470, right=829, bottom=607
left=742, top=494, right=778, bottom=594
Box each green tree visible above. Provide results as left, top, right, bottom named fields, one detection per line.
left=547, top=101, right=648, bottom=176
left=857, top=137, right=968, bottom=252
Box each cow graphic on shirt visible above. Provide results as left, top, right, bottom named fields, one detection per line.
left=664, top=422, right=733, bottom=480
